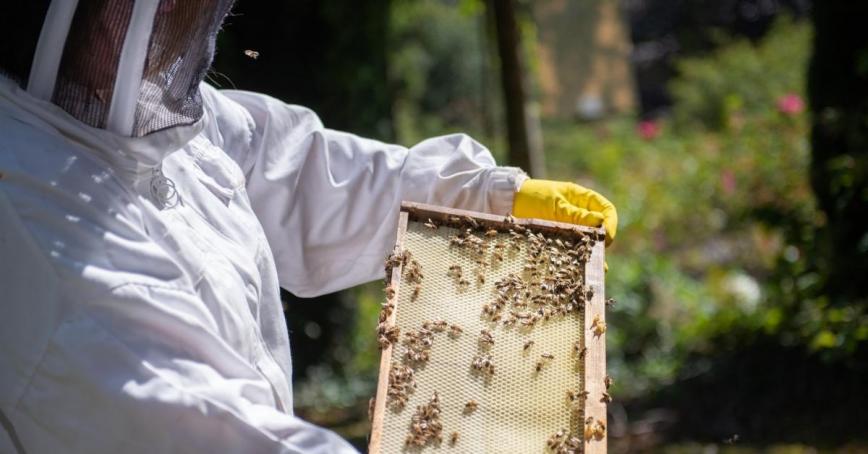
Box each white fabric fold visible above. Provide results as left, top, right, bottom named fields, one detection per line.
left=0, top=78, right=524, bottom=453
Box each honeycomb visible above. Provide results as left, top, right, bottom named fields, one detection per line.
left=371, top=206, right=606, bottom=454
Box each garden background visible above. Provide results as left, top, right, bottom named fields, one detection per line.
left=212, top=1, right=868, bottom=451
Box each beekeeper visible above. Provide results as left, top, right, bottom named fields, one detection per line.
left=0, top=1, right=616, bottom=453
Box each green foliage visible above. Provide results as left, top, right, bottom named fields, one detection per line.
left=542, top=18, right=868, bottom=399
left=293, top=15, right=867, bottom=444
left=670, top=19, right=811, bottom=132
left=389, top=0, right=491, bottom=144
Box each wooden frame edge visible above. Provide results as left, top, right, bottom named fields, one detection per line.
left=401, top=201, right=606, bottom=239
left=583, top=238, right=607, bottom=452
left=370, top=203, right=608, bottom=453
left=368, top=211, right=409, bottom=454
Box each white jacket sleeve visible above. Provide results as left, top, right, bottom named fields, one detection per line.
left=206, top=87, right=527, bottom=297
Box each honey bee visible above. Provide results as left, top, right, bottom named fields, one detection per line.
left=485, top=229, right=498, bottom=237
left=541, top=352, right=554, bottom=360
left=450, top=432, right=459, bottom=445
left=591, top=315, right=607, bottom=335
left=423, top=218, right=439, bottom=229
left=479, top=329, right=494, bottom=345
left=458, top=278, right=470, bottom=289
left=431, top=320, right=448, bottom=332
left=412, top=284, right=421, bottom=300
left=604, top=375, right=613, bottom=389
left=566, top=389, right=589, bottom=405
left=464, top=216, right=479, bottom=229
left=383, top=284, right=396, bottom=300
left=601, top=391, right=612, bottom=403
left=464, top=400, right=478, bottom=412
left=523, top=340, right=534, bottom=351
left=449, top=324, right=463, bottom=337
left=535, top=360, right=544, bottom=373
left=573, top=341, right=584, bottom=356
left=243, top=49, right=260, bottom=59
left=504, top=214, right=515, bottom=224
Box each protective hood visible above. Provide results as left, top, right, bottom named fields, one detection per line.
left=0, top=0, right=234, bottom=138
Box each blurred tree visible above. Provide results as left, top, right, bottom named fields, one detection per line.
left=808, top=1, right=868, bottom=302
left=488, top=0, right=545, bottom=176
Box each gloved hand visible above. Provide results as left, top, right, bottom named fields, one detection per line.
left=513, top=179, right=618, bottom=246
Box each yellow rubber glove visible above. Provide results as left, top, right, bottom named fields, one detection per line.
left=513, top=179, right=618, bottom=246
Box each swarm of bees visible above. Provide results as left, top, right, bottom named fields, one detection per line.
left=386, top=364, right=416, bottom=409
left=546, top=428, right=583, bottom=454
left=378, top=213, right=609, bottom=452
left=405, top=392, right=444, bottom=447
left=376, top=301, right=397, bottom=350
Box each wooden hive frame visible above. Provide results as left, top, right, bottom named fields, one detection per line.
left=369, top=202, right=607, bottom=453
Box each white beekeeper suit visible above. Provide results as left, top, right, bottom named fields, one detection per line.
left=0, top=1, right=525, bottom=453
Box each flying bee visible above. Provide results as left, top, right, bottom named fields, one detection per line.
left=606, top=297, right=616, bottom=307
left=601, top=391, right=612, bottom=403
left=423, top=218, right=439, bottom=229
left=523, top=340, right=534, bottom=351
left=450, top=432, right=459, bottom=445
left=243, top=49, right=260, bottom=59
left=604, top=375, right=613, bottom=389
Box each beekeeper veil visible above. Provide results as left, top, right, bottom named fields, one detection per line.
left=0, top=0, right=235, bottom=137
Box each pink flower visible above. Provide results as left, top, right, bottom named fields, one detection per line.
left=720, top=169, right=736, bottom=195
left=777, top=93, right=804, bottom=115
left=637, top=120, right=661, bottom=140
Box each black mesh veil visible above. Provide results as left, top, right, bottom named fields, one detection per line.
left=53, top=0, right=136, bottom=132
left=0, top=0, right=234, bottom=137
left=135, top=0, right=235, bottom=136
